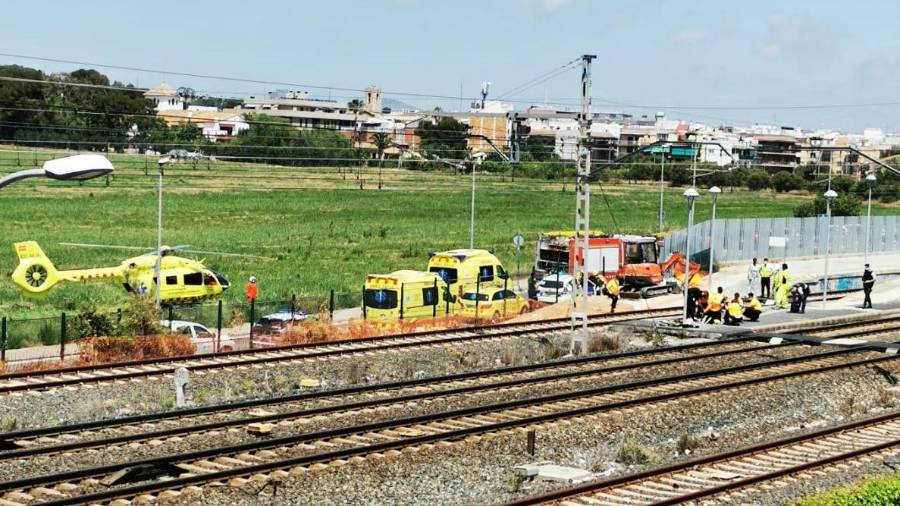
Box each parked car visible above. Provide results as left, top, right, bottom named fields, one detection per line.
left=252, top=308, right=307, bottom=336
left=160, top=320, right=236, bottom=353
left=535, top=274, right=597, bottom=304
left=458, top=287, right=529, bottom=322
left=166, top=149, right=190, bottom=159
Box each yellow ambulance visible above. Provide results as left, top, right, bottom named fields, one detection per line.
left=426, top=249, right=510, bottom=298
left=363, top=270, right=453, bottom=321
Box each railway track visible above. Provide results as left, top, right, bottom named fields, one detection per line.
left=0, top=337, right=793, bottom=462
left=0, top=307, right=681, bottom=395
left=502, top=410, right=900, bottom=506
left=0, top=344, right=889, bottom=505
left=805, top=313, right=900, bottom=339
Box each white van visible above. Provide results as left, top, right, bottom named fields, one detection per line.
left=160, top=320, right=237, bottom=353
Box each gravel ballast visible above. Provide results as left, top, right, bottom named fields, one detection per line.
left=154, top=358, right=900, bottom=505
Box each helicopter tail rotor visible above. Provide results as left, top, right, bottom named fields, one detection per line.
left=11, top=242, right=61, bottom=294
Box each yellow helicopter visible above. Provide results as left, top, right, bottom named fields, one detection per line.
left=11, top=241, right=250, bottom=304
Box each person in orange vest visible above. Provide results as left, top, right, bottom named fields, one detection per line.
left=704, top=286, right=725, bottom=323
left=246, top=275, right=258, bottom=304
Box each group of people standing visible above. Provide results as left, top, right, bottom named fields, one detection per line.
left=747, top=258, right=794, bottom=309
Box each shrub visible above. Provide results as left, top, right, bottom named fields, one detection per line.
left=38, top=322, right=58, bottom=345
left=744, top=170, right=771, bottom=191
left=771, top=171, right=806, bottom=192
left=587, top=335, right=619, bottom=353
left=79, top=334, right=195, bottom=363
left=120, top=297, right=162, bottom=337
left=792, top=471, right=900, bottom=506
left=615, top=439, right=658, bottom=466
left=70, top=302, right=117, bottom=338
left=676, top=434, right=701, bottom=454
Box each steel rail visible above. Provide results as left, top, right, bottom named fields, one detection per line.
left=4, top=344, right=878, bottom=501
left=0, top=308, right=682, bottom=393
left=500, top=411, right=900, bottom=506
left=0, top=338, right=788, bottom=460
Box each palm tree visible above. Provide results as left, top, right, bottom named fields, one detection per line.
left=347, top=99, right=365, bottom=181
left=374, top=131, right=392, bottom=189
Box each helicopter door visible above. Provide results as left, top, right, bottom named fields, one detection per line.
left=162, top=273, right=182, bottom=300
left=182, top=271, right=205, bottom=298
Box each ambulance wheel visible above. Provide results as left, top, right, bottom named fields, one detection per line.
left=491, top=312, right=502, bottom=323
left=519, top=306, right=528, bottom=315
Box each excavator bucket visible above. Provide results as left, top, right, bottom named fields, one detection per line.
left=11, top=242, right=61, bottom=295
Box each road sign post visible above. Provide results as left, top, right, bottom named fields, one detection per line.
left=513, top=233, right=525, bottom=293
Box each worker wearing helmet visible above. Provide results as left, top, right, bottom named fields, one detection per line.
left=603, top=276, right=620, bottom=313
left=246, top=276, right=258, bottom=304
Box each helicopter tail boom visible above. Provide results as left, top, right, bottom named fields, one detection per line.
left=12, top=242, right=125, bottom=295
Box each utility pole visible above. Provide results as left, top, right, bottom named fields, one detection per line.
left=509, top=112, right=520, bottom=164
left=570, top=54, right=596, bottom=355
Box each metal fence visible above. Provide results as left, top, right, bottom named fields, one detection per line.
left=0, top=291, right=354, bottom=365
left=662, top=215, right=900, bottom=265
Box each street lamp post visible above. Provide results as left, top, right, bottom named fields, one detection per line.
left=865, top=173, right=877, bottom=264
left=682, top=187, right=700, bottom=325
left=0, top=154, right=113, bottom=189
left=469, top=163, right=476, bottom=249
left=658, top=151, right=666, bottom=232
left=707, top=186, right=721, bottom=291
left=155, top=157, right=172, bottom=308
left=822, top=188, right=838, bottom=308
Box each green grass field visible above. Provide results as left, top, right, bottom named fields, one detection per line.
left=0, top=145, right=894, bottom=320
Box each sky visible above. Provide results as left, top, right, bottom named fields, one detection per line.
left=1, top=0, right=899, bottom=132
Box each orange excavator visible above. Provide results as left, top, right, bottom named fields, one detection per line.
left=620, top=251, right=703, bottom=298
left=566, top=234, right=704, bottom=298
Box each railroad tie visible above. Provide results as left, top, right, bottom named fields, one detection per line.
left=214, top=456, right=247, bottom=467
left=176, top=462, right=212, bottom=474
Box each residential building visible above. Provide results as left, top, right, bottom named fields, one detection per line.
left=751, top=134, right=800, bottom=171
left=240, top=90, right=371, bottom=130
left=157, top=109, right=249, bottom=141
left=145, top=83, right=184, bottom=112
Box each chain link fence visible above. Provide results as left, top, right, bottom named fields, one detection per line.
left=0, top=291, right=355, bottom=367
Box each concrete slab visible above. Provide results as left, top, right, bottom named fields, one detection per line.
left=534, top=464, right=595, bottom=484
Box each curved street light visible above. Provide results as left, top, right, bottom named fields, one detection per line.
left=865, top=173, right=877, bottom=263
left=682, top=187, right=700, bottom=325
left=0, top=154, right=113, bottom=189
left=822, top=188, right=838, bottom=308
left=707, top=186, right=721, bottom=291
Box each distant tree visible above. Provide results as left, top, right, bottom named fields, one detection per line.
left=744, top=170, right=771, bottom=191
left=373, top=131, right=391, bottom=161
left=416, top=117, right=469, bottom=160
left=226, top=113, right=358, bottom=167
left=347, top=99, right=364, bottom=111
left=794, top=194, right=862, bottom=217
left=771, top=171, right=805, bottom=192
left=522, top=137, right=555, bottom=162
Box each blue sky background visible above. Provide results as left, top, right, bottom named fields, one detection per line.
left=1, top=0, right=898, bottom=131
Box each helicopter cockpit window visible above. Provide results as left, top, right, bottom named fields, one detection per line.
left=165, top=275, right=177, bottom=285
left=204, top=273, right=217, bottom=285
left=184, top=272, right=203, bottom=286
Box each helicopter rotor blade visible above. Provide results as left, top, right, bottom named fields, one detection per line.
left=59, top=242, right=151, bottom=251
left=182, top=249, right=272, bottom=260
left=60, top=242, right=271, bottom=260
